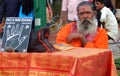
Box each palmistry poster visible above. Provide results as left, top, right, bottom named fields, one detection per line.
left=1, top=17, right=32, bottom=52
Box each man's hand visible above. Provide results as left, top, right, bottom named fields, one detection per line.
left=67, top=33, right=82, bottom=43
left=67, top=33, right=88, bottom=47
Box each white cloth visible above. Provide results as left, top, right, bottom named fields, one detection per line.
left=100, top=7, right=118, bottom=40
left=61, top=0, right=89, bottom=21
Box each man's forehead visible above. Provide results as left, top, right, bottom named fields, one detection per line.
left=79, top=5, right=92, bottom=12
left=80, top=8, right=86, bottom=12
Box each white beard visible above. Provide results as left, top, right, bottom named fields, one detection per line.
left=77, top=16, right=98, bottom=35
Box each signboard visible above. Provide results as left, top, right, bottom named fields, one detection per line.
left=1, top=17, right=32, bottom=52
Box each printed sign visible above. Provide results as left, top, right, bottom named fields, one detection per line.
left=1, top=17, right=32, bottom=52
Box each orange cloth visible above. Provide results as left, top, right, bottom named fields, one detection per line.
left=0, top=48, right=118, bottom=76
left=56, top=22, right=108, bottom=49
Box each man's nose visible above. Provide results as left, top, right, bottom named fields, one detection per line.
left=83, top=13, right=88, bottom=18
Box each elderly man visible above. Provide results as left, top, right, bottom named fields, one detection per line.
left=61, top=0, right=92, bottom=23
left=56, top=1, right=108, bottom=49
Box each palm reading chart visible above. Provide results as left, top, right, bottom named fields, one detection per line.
left=1, top=17, right=32, bottom=52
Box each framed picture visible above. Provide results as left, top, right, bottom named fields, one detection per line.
left=1, top=17, right=32, bottom=52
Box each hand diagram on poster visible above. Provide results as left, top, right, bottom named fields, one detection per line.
left=5, top=24, right=28, bottom=49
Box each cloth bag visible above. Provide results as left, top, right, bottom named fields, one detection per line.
left=27, top=26, right=55, bottom=52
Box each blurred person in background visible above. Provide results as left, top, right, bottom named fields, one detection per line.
left=19, top=0, right=34, bottom=29
left=0, top=0, right=21, bottom=38
left=46, top=0, right=53, bottom=23
left=94, top=0, right=118, bottom=40
left=0, top=0, right=21, bottom=25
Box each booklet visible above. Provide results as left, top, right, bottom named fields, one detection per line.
left=53, top=44, right=75, bottom=51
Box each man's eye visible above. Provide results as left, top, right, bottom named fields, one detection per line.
left=95, top=2, right=99, bottom=5
left=79, top=12, right=84, bottom=15
left=86, top=12, right=92, bottom=14
left=79, top=12, right=92, bottom=15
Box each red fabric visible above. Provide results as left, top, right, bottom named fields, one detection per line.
left=0, top=48, right=118, bottom=76
left=89, top=0, right=93, bottom=2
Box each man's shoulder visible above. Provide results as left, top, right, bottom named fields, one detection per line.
left=66, top=22, right=76, bottom=26
left=62, top=22, right=77, bottom=30
left=101, top=6, right=112, bottom=12
left=97, top=27, right=106, bottom=33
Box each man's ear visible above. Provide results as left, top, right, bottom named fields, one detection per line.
left=77, top=12, right=80, bottom=19
left=77, top=12, right=79, bottom=16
